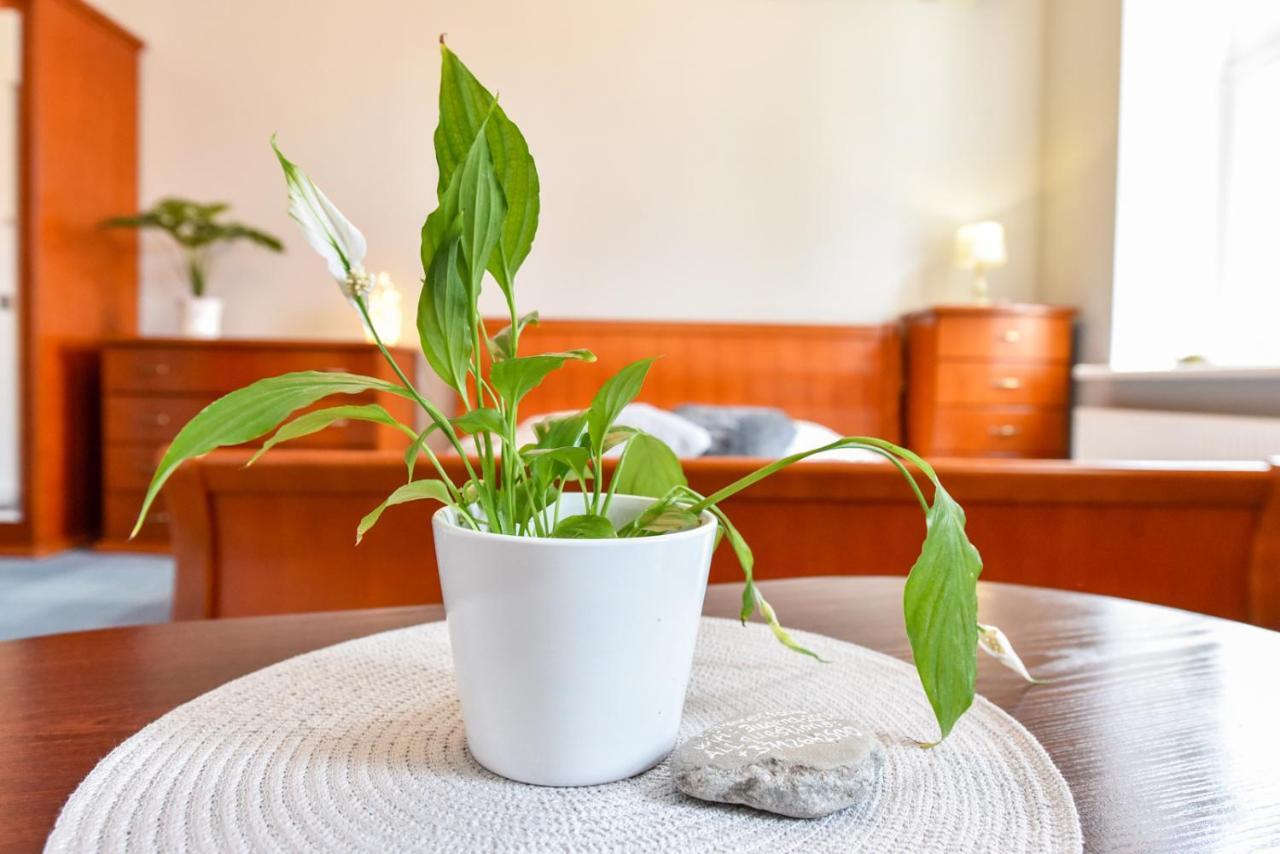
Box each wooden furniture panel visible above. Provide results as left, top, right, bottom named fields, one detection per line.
left=98, top=339, right=418, bottom=551
left=905, top=304, right=1076, bottom=459
left=9, top=581, right=1280, bottom=852
left=930, top=408, right=1068, bottom=456
left=497, top=318, right=903, bottom=440
left=0, top=0, right=141, bottom=555
left=166, top=451, right=1280, bottom=628
left=935, top=361, right=1068, bottom=406
left=935, top=313, right=1073, bottom=361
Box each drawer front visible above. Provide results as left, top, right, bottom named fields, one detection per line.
left=104, top=347, right=391, bottom=394
left=932, top=407, right=1067, bottom=456
left=105, top=395, right=386, bottom=446
left=104, top=491, right=169, bottom=543
left=105, top=445, right=166, bottom=491
left=936, top=316, right=1072, bottom=361
left=935, top=361, right=1069, bottom=406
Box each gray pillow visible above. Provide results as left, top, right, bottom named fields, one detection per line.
left=673, top=405, right=797, bottom=457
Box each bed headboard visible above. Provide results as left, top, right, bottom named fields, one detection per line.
left=489, top=318, right=903, bottom=439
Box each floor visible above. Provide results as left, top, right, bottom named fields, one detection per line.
left=0, top=550, right=174, bottom=641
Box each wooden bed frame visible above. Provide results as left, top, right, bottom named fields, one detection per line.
left=167, top=450, right=1280, bottom=630
left=486, top=318, right=903, bottom=438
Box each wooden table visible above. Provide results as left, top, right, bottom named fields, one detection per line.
left=3, top=578, right=1279, bottom=853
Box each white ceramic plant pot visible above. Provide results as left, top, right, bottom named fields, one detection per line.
left=434, top=493, right=717, bottom=787
left=177, top=295, right=223, bottom=339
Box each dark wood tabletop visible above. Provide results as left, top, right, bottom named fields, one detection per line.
left=3, top=577, right=1279, bottom=853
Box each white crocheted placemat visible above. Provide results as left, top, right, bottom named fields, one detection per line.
left=46, top=618, right=1081, bottom=853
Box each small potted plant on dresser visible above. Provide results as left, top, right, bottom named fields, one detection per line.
left=130, top=41, right=1033, bottom=786
left=103, top=198, right=284, bottom=338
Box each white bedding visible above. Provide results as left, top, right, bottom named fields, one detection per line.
left=511, top=405, right=878, bottom=462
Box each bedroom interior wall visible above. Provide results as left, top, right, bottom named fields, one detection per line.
left=90, top=0, right=1047, bottom=342
left=1037, top=0, right=1123, bottom=365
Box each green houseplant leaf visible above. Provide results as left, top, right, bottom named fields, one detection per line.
left=586, top=358, right=654, bottom=456
left=132, top=372, right=414, bottom=537
left=902, top=484, right=983, bottom=744
left=417, top=221, right=473, bottom=395
left=356, top=479, right=454, bottom=543
left=551, top=514, right=617, bottom=539
left=451, top=407, right=506, bottom=436
left=614, top=433, right=686, bottom=498
left=490, top=351, right=595, bottom=407
left=248, top=404, right=416, bottom=465
left=436, top=42, right=540, bottom=298
left=490, top=311, right=538, bottom=361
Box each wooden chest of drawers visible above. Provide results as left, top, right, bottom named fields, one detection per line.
left=100, top=338, right=418, bottom=550
left=904, top=304, right=1076, bottom=458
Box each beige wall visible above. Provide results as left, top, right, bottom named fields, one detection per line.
left=1037, top=0, right=1122, bottom=364
left=91, top=0, right=1047, bottom=342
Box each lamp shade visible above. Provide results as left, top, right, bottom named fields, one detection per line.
left=954, top=221, right=1007, bottom=269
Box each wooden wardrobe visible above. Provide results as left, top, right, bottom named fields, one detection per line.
left=0, top=0, right=140, bottom=555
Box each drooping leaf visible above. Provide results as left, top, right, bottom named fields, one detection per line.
left=356, top=479, right=454, bottom=543
left=490, top=351, right=594, bottom=407
left=601, top=425, right=638, bottom=454
left=417, top=222, right=473, bottom=395
left=586, top=358, right=654, bottom=455
left=248, top=404, right=415, bottom=465
left=271, top=137, right=366, bottom=283
left=903, top=484, right=983, bottom=744
left=707, top=505, right=822, bottom=660
left=489, top=311, right=539, bottom=361
left=404, top=423, right=440, bottom=482
left=437, top=43, right=540, bottom=297
left=551, top=513, right=616, bottom=539
left=132, top=372, right=413, bottom=537
left=451, top=407, right=506, bottom=436
left=614, top=433, right=686, bottom=498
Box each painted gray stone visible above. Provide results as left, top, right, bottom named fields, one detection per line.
left=670, top=712, right=884, bottom=819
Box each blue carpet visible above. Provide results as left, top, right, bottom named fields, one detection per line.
left=0, top=551, right=174, bottom=641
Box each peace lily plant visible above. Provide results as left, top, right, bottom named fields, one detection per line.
left=132, top=41, right=1034, bottom=760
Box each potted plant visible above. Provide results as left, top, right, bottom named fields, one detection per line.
left=104, top=198, right=284, bottom=338
left=131, top=42, right=1033, bottom=787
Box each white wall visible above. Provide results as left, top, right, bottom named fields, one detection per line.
left=1037, top=0, right=1121, bottom=365
left=89, top=0, right=1046, bottom=342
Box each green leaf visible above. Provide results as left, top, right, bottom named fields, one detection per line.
left=404, top=423, right=440, bottom=482
left=490, top=311, right=538, bottom=361
left=525, top=445, right=592, bottom=487
left=451, top=407, right=505, bottom=436
left=601, top=425, right=638, bottom=453
left=422, top=104, right=505, bottom=301
left=437, top=43, right=540, bottom=298
left=632, top=506, right=701, bottom=535
left=707, top=505, right=822, bottom=661
left=587, top=358, right=655, bottom=455
left=534, top=410, right=587, bottom=448
left=614, top=433, right=686, bottom=498
left=356, top=479, right=454, bottom=544
left=248, top=404, right=414, bottom=465
left=132, top=371, right=413, bottom=537
left=490, top=350, right=594, bottom=407
left=417, top=222, right=473, bottom=395
left=903, top=484, right=983, bottom=744
left=551, top=513, right=616, bottom=539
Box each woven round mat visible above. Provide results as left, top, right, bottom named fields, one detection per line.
left=46, top=618, right=1080, bottom=853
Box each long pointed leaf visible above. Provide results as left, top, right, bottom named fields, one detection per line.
left=132, top=372, right=413, bottom=537
left=417, top=223, right=472, bottom=394
left=248, top=404, right=414, bottom=465
left=356, top=480, right=454, bottom=544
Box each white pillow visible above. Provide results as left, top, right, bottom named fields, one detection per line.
left=515, top=403, right=713, bottom=459
left=785, top=420, right=881, bottom=462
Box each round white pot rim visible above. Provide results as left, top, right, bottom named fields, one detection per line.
left=433, top=494, right=716, bottom=547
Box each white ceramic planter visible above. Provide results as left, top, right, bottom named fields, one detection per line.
left=434, top=493, right=717, bottom=787
left=177, top=295, right=223, bottom=338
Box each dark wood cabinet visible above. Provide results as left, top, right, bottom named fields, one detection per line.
left=99, top=338, right=418, bottom=550
left=904, top=304, right=1076, bottom=458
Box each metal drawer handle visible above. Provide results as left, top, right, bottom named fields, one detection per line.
left=1000, top=329, right=1022, bottom=344
left=153, top=412, right=171, bottom=427
left=993, top=376, right=1022, bottom=390
left=152, top=363, right=171, bottom=376
left=989, top=424, right=1020, bottom=438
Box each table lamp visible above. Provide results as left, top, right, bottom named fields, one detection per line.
left=362, top=272, right=403, bottom=346
left=954, top=221, right=1006, bottom=304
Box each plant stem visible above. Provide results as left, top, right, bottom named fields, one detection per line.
left=187, top=251, right=206, bottom=298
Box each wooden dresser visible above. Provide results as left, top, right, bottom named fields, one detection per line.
left=100, top=338, right=418, bottom=551
left=904, top=304, right=1076, bottom=458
